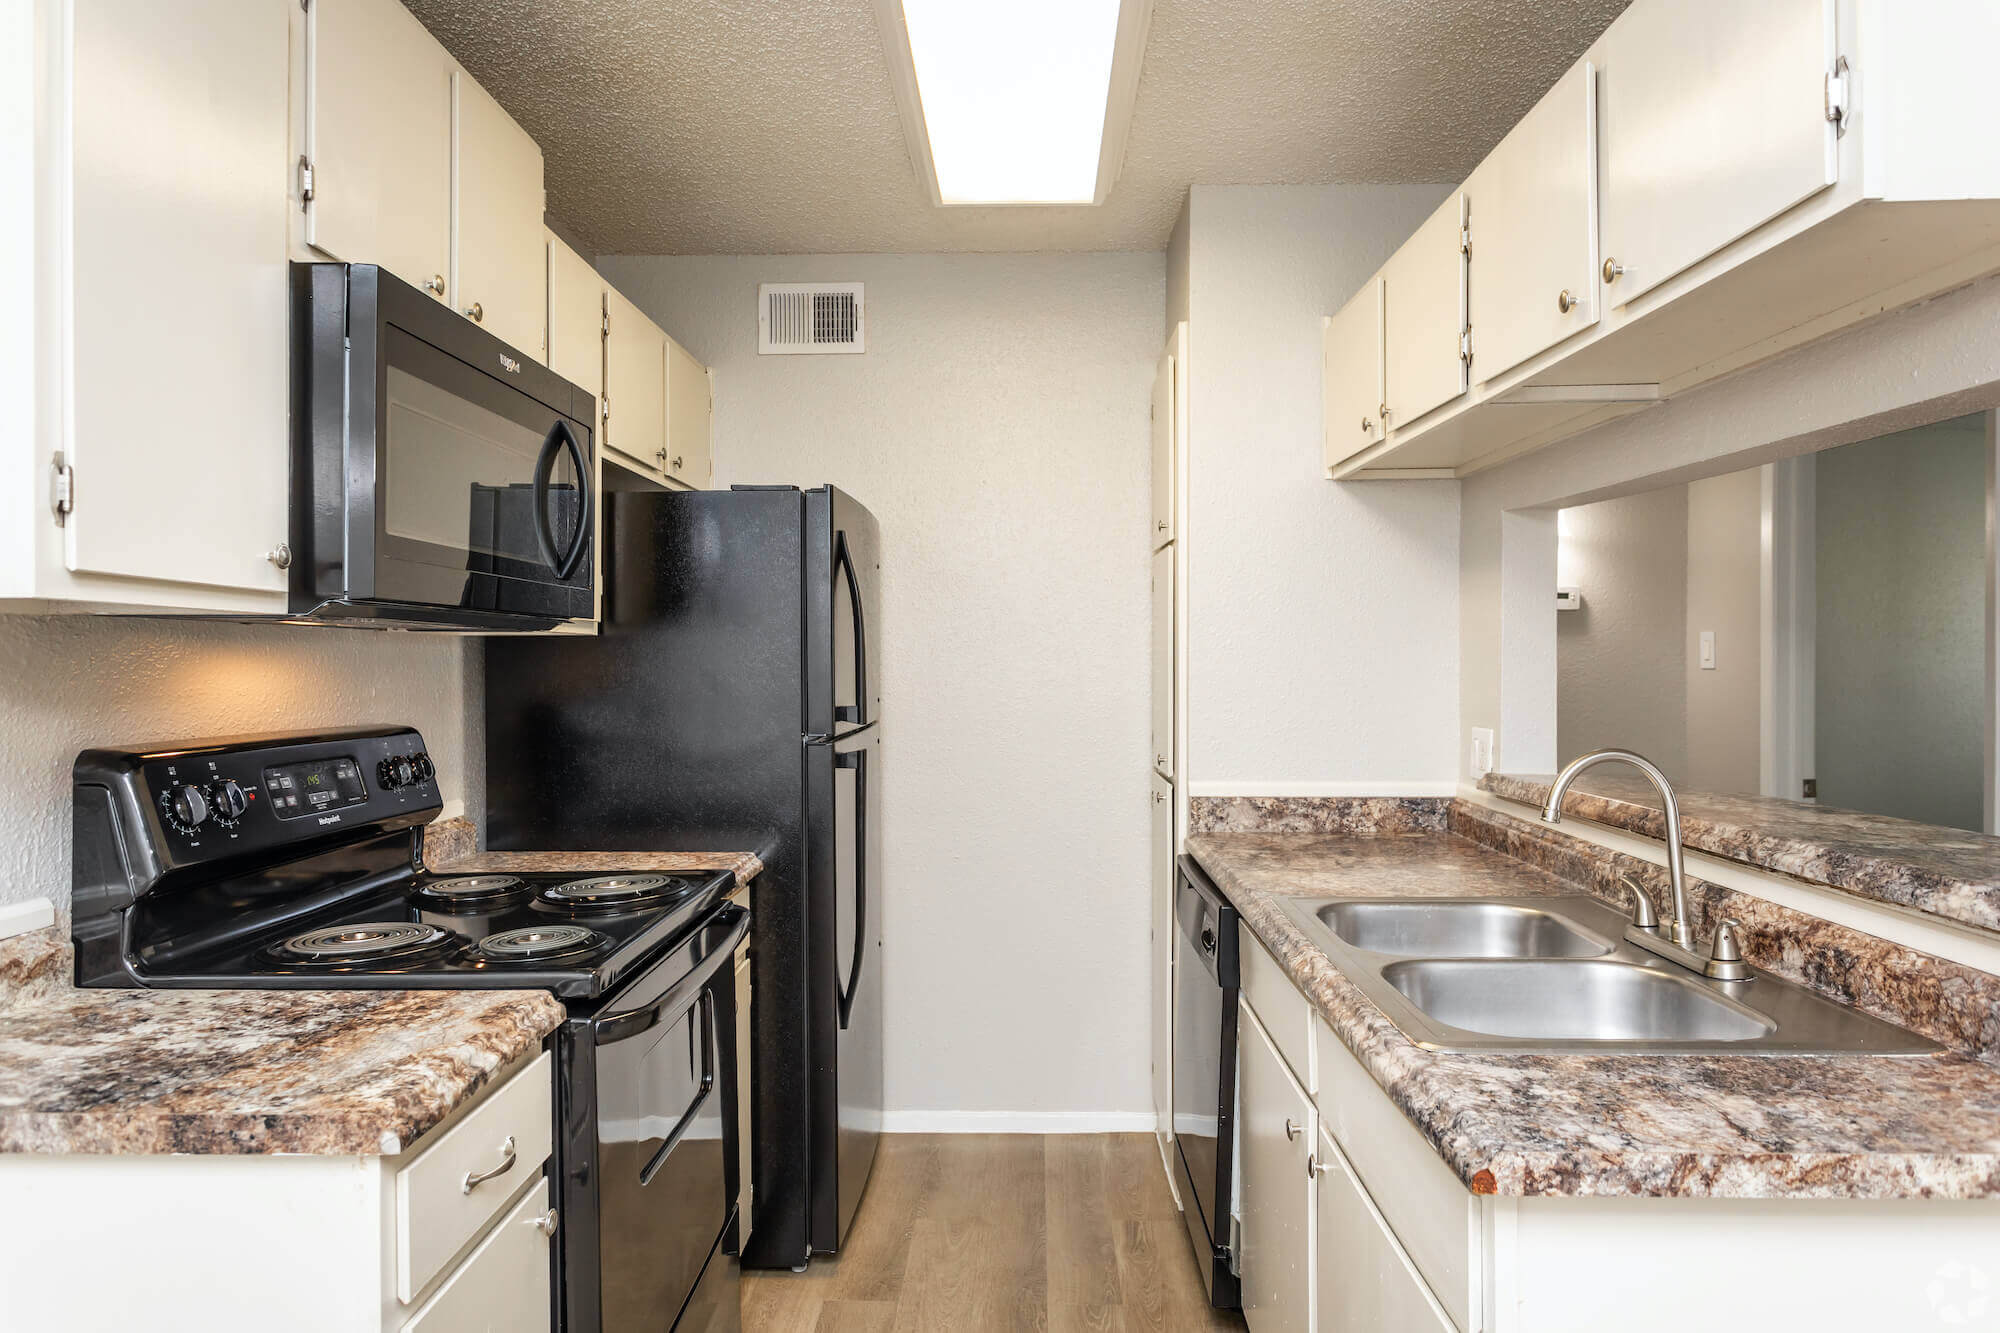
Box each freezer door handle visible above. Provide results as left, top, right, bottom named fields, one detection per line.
left=833, top=531, right=868, bottom=727
left=836, top=745, right=868, bottom=1030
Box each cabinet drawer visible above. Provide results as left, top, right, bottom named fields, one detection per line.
left=402, top=1177, right=553, bottom=1332
left=1313, top=1018, right=1473, bottom=1330
left=1239, top=924, right=1314, bottom=1092
left=397, top=1051, right=553, bottom=1303
left=1315, top=1128, right=1455, bottom=1333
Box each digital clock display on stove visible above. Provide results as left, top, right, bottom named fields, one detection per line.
left=261, top=756, right=369, bottom=819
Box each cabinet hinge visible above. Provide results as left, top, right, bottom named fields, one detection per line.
left=1460, top=224, right=1471, bottom=258
left=50, top=452, right=74, bottom=526
left=297, top=156, right=315, bottom=209
left=601, top=310, right=610, bottom=337
left=1824, top=57, right=1850, bottom=134
left=1459, top=327, right=1474, bottom=365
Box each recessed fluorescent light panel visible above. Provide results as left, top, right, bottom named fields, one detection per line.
left=878, top=0, right=1151, bottom=207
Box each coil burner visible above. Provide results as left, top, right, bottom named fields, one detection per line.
left=537, top=874, right=692, bottom=914
left=412, top=875, right=530, bottom=911
left=270, top=921, right=457, bottom=969
left=477, top=924, right=608, bottom=962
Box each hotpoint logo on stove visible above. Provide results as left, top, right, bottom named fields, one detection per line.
left=317, top=814, right=342, bottom=826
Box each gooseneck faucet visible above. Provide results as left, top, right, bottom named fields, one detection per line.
left=1540, top=748, right=1696, bottom=949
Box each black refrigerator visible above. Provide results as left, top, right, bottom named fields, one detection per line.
left=484, top=484, right=883, bottom=1269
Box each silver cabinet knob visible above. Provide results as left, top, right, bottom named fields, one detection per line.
left=1308, top=1153, right=1332, bottom=1179
left=672, top=456, right=684, bottom=470
left=423, top=274, right=446, bottom=296
left=524, top=1207, right=559, bottom=1238
left=1151, top=790, right=1165, bottom=804
left=1360, top=417, right=1374, bottom=434
left=463, top=302, right=483, bottom=323
left=1284, top=1118, right=1300, bottom=1142
left=1557, top=289, right=1577, bottom=313
left=1156, top=520, right=1169, bottom=532
left=1602, top=258, right=1625, bottom=284
left=266, top=542, right=292, bottom=570
left=461, top=1135, right=517, bottom=1194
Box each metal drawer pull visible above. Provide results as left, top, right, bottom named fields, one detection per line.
left=1308, top=1153, right=1332, bottom=1179
left=524, top=1207, right=559, bottom=1237
left=461, top=1135, right=517, bottom=1194
left=1283, top=1118, right=1300, bottom=1142
left=1556, top=289, right=1577, bottom=313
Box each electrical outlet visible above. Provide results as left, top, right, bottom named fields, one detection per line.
left=1470, top=728, right=1495, bottom=778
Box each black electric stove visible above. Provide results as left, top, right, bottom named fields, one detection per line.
left=70, top=727, right=748, bottom=1332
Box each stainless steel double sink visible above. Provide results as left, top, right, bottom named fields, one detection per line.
left=1278, top=895, right=1940, bottom=1055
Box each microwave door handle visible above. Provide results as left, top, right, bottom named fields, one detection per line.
left=638, top=990, right=717, bottom=1187
left=837, top=745, right=868, bottom=1029
left=532, top=420, right=591, bottom=581
left=833, top=532, right=867, bottom=727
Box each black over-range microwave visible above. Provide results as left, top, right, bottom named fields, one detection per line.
left=289, top=263, right=596, bottom=631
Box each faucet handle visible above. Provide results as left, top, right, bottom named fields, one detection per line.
left=1619, top=874, right=1661, bottom=932
left=1705, top=917, right=1751, bottom=981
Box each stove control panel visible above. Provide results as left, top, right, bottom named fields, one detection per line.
left=74, top=727, right=444, bottom=869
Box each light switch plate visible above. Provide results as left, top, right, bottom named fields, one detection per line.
left=1699, top=631, right=1716, bottom=670
left=1470, top=727, right=1495, bottom=778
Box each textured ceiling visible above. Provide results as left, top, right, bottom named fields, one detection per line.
left=402, top=0, right=1632, bottom=256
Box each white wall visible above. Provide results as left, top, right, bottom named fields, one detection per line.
left=0, top=617, right=472, bottom=917
left=1556, top=487, right=1689, bottom=775
left=597, top=252, right=1163, bottom=1127
left=1180, top=185, right=1462, bottom=796
left=1462, top=272, right=2000, bottom=783
left=1683, top=469, right=1763, bottom=792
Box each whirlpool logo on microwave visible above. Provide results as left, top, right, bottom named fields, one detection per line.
left=498, top=353, right=522, bottom=375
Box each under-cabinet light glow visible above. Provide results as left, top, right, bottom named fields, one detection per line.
left=898, top=0, right=1123, bottom=205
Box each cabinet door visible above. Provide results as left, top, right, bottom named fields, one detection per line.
left=1151, top=771, right=1175, bottom=1146
left=306, top=0, right=452, bottom=300
left=1382, top=192, right=1467, bottom=432
left=545, top=233, right=603, bottom=399
left=455, top=74, right=546, bottom=358
left=664, top=335, right=713, bottom=489
left=1466, top=60, right=1598, bottom=384
left=1239, top=1002, right=1314, bottom=1331
left=1151, top=545, right=1174, bottom=780
left=602, top=285, right=666, bottom=479
left=1151, top=345, right=1175, bottom=546
left=68, top=0, right=291, bottom=594
left=1322, top=279, right=1384, bottom=471
left=1597, top=0, right=1836, bottom=307
left=402, top=1178, right=553, bottom=1332
left=1314, top=1129, right=1453, bottom=1333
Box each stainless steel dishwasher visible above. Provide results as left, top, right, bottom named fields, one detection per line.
left=1171, top=854, right=1242, bottom=1309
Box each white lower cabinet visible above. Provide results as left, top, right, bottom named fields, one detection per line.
left=1314, top=1127, right=1453, bottom=1333
left=403, top=1178, right=553, bottom=1333
left=1232, top=925, right=2000, bottom=1333
left=1237, top=1000, right=1315, bottom=1331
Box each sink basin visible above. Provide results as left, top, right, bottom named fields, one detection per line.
left=1316, top=900, right=1612, bottom=959
left=1274, top=892, right=1941, bottom=1055
left=1381, top=959, right=1775, bottom=1043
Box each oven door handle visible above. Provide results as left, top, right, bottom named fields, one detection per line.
left=591, top=910, right=747, bottom=1046
left=638, top=989, right=717, bottom=1187
left=531, top=418, right=591, bottom=581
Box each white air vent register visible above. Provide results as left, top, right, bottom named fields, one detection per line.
left=759, top=283, right=866, bottom=355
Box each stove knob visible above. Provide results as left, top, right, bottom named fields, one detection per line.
left=167, top=784, right=210, bottom=830
left=209, top=779, right=248, bottom=823
left=376, top=757, right=400, bottom=790
left=411, top=751, right=434, bottom=782
left=378, top=755, right=416, bottom=790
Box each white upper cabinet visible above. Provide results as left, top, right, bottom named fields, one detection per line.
left=305, top=0, right=453, bottom=300
left=454, top=76, right=547, bottom=358
left=62, top=0, right=292, bottom=600
left=664, top=336, right=714, bottom=489
left=1151, top=345, right=1176, bottom=547
left=545, top=233, right=604, bottom=401
left=1322, top=278, right=1385, bottom=472
left=602, top=285, right=667, bottom=480
left=1465, top=61, right=1599, bottom=384
left=1596, top=0, right=1837, bottom=307
left=1381, top=192, right=1468, bottom=432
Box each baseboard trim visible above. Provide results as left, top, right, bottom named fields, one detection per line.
left=879, top=1110, right=1157, bottom=1134
left=0, top=897, right=55, bottom=941
left=1187, top=780, right=1460, bottom=798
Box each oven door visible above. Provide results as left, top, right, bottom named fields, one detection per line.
left=572, top=906, right=747, bottom=1333
left=292, top=262, right=596, bottom=628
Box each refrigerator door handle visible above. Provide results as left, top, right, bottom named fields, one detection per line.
left=836, top=745, right=868, bottom=1030
left=833, top=531, right=868, bottom=727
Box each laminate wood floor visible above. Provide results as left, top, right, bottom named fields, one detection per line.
left=743, top=1134, right=1247, bottom=1333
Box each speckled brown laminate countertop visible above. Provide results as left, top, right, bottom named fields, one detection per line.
left=1189, top=826, right=2000, bottom=1200
left=1484, top=770, right=2000, bottom=934
left=0, top=834, right=762, bottom=1156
